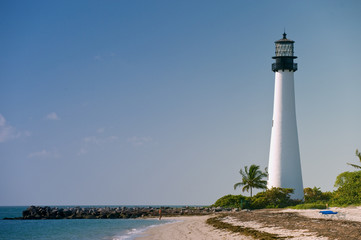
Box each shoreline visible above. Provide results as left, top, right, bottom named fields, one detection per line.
left=135, top=215, right=243, bottom=240
left=135, top=207, right=361, bottom=240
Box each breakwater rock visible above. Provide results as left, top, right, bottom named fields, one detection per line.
left=6, top=206, right=239, bottom=220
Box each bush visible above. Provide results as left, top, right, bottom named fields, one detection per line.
left=250, top=188, right=301, bottom=209
left=332, top=171, right=361, bottom=205
left=213, top=188, right=302, bottom=210
left=212, top=194, right=250, bottom=209
left=304, top=187, right=332, bottom=203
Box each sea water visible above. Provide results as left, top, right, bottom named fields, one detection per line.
left=0, top=206, right=175, bottom=240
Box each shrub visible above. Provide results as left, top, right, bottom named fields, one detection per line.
left=213, top=188, right=302, bottom=210
left=332, top=171, right=361, bottom=205
left=212, top=194, right=250, bottom=209
left=304, top=187, right=332, bottom=203
left=250, top=188, right=301, bottom=209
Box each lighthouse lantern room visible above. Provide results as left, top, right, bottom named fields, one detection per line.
left=272, top=33, right=298, bottom=72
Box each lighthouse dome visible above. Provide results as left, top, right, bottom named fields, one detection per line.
left=275, top=32, right=295, bottom=43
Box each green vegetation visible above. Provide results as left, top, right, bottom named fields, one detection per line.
left=304, top=187, right=332, bottom=203
left=212, top=194, right=250, bottom=209
left=250, top=187, right=301, bottom=209
left=234, top=164, right=267, bottom=197
left=287, top=187, right=333, bottom=209
left=215, top=149, right=361, bottom=209
left=290, top=203, right=327, bottom=209
left=333, top=171, right=361, bottom=205
left=212, top=188, right=300, bottom=209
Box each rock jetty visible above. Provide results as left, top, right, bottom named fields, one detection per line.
left=5, top=206, right=239, bottom=220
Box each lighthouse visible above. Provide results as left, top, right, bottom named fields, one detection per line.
left=267, top=32, right=304, bottom=199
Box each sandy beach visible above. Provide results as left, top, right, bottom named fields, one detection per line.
left=136, top=215, right=244, bottom=240
left=135, top=207, right=361, bottom=240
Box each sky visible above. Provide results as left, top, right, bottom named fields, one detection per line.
left=1, top=0, right=361, bottom=206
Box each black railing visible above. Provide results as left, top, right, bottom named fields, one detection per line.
left=272, top=63, right=297, bottom=72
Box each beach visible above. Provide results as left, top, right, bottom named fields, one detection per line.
left=136, top=207, right=361, bottom=240
left=1, top=206, right=361, bottom=239
left=136, top=215, right=243, bottom=240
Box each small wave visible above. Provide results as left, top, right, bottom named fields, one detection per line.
left=112, top=220, right=180, bottom=240
left=111, top=227, right=148, bottom=240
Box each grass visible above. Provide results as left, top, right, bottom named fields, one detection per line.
left=289, top=203, right=327, bottom=209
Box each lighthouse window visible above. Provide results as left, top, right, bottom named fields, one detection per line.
left=275, top=43, right=293, bottom=56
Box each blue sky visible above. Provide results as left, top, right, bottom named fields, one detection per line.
left=1, top=0, right=361, bottom=205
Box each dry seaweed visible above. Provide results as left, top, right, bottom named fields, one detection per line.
left=206, top=215, right=290, bottom=240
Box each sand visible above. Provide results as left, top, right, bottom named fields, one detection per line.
left=135, top=215, right=246, bottom=240
left=135, top=207, right=361, bottom=240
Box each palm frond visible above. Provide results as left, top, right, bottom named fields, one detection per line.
left=347, top=163, right=361, bottom=169
left=239, top=168, right=247, bottom=179
left=242, top=185, right=250, bottom=193
left=234, top=182, right=243, bottom=190
left=264, top=167, right=268, bottom=175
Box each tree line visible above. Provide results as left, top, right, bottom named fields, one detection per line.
left=213, top=149, right=361, bottom=209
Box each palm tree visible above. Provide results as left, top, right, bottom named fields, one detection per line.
left=347, top=149, right=361, bottom=169
left=234, top=164, right=268, bottom=197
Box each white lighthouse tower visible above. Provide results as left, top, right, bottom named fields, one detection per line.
left=267, top=32, right=304, bottom=200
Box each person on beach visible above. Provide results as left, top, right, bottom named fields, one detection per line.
left=159, top=208, right=162, bottom=220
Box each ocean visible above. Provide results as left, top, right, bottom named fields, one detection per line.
left=0, top=206, right=177, bottom=240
